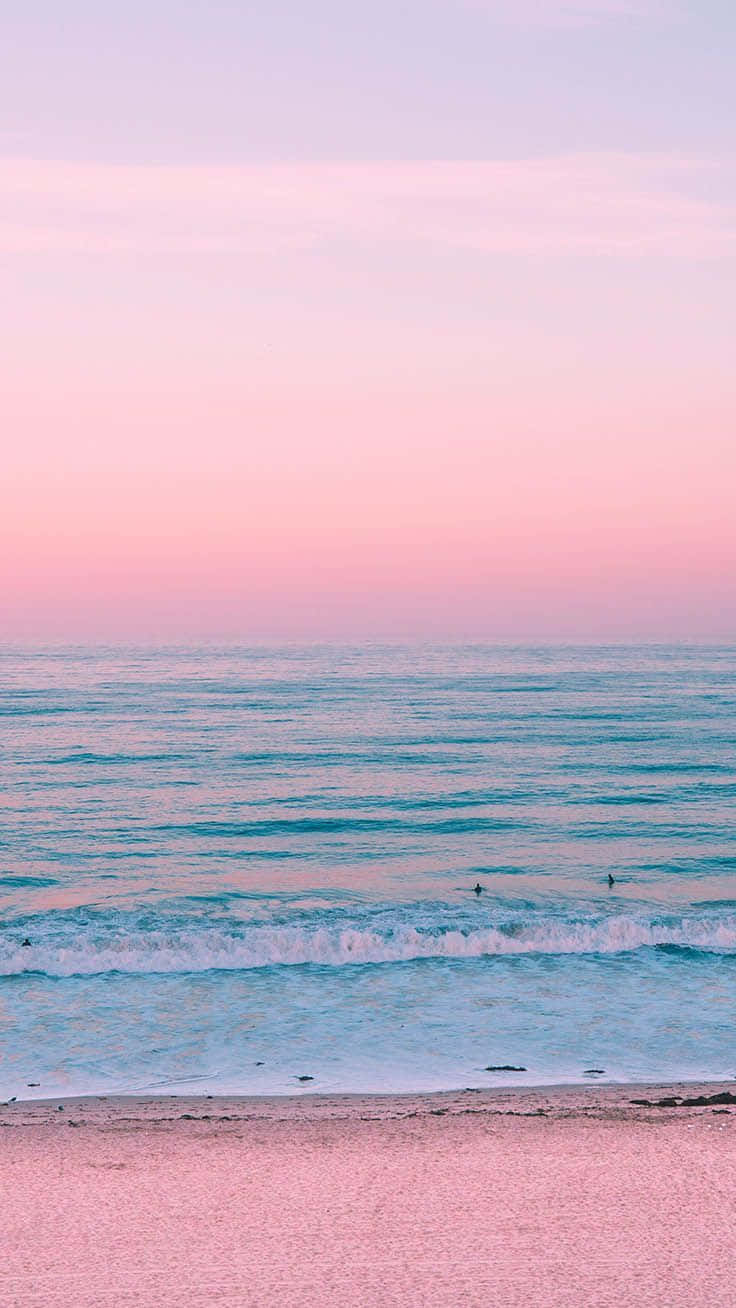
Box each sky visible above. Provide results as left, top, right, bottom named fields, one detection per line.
left=2, top=0, right=735, bottom=639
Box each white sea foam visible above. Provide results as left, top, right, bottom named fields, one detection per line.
left=2, top=915, right=735, bottom=978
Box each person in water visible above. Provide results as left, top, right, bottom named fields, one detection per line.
left=473, top=883, right=483, bottom=895
left=607, top=874, right=615, bottom=888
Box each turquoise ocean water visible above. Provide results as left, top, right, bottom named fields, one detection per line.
left=1, top=644, right=734, bottom=1100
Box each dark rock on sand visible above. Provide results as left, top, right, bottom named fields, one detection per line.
left=680, top=1092, right=736, bottom=1107
left=630, top=1091, right=736, bottom=1108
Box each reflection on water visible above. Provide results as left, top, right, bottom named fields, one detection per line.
left=1, top=643, right=735, bottom=1097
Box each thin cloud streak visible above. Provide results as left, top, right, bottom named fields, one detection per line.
left=464, top=0, right=679, bottom=25
left=2, top=154, right=733, bottom=258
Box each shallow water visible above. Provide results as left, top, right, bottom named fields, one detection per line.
left=1, top=643, right=735, bottom=1098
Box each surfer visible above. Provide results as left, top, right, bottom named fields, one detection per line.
left=21, top=938, right=31, bottom=947
left=607, top=874, right=615, bottom=888
left=473, top=883, right=483, bottom=895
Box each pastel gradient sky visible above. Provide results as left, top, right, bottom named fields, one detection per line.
left=2, top=0, right=735, bottom=638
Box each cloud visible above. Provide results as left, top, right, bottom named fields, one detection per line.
left=464, top=0, right=677, bottom=25
left=1, top=153, right=732, bottom=259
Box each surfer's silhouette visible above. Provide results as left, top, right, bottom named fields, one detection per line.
left=607, top=874, right=615, bottom=888
left=473, top=883, right=483, bottom=895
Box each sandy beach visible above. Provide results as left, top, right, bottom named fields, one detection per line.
left=2, top=1082, right=735, bottom=1307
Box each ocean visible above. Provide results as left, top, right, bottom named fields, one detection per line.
left=1, top=643, right=734, bottom=1100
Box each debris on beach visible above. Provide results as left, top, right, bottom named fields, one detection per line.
left=630, top=1091, right=736, bottom=1108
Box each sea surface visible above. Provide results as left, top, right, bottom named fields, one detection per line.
left=1, top=644, right=735, bottom=1101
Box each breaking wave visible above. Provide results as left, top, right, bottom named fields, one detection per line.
left=3, top=913, right=736, bottom=978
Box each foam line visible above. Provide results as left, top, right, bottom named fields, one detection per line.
left=2, top=914, right=735, bottom=978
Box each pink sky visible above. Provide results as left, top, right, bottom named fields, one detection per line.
left=3, top=5, right=735, bottom=638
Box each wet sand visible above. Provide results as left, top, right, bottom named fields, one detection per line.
left=2, top=1082, right=736, bottom=1307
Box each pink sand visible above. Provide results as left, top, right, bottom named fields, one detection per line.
left=2, top=1084, right=735, bottom=1307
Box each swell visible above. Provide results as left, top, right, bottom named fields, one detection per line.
left=3, top=913, right=735, bottom=978
left=152, top=815, right=529, bottom=837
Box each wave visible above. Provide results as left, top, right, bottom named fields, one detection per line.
left=2, top=914, right=736, bottom=978
left=155, top=814, right=527, bottom=837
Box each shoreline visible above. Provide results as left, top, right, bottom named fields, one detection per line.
left=4, top=1077, right=736, bottom=1126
